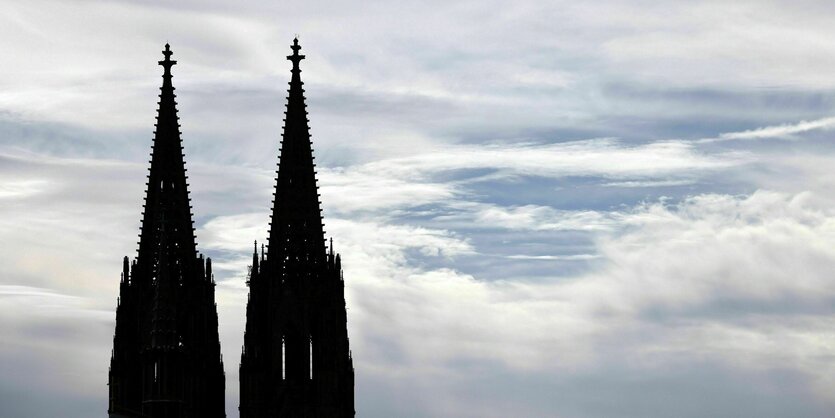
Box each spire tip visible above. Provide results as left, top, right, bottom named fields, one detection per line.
left=159, top=43, right=176, bottom=73
left=287, top=36, right=305, bottom=69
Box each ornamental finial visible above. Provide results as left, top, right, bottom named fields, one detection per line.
left=159, top=43, right=177, bottom=75
left=287, top=37, right=305, bottom=70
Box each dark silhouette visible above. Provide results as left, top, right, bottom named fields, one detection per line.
left=108, top=44, right=226, bottom=418
left=239, top=38, right=355, bottom=417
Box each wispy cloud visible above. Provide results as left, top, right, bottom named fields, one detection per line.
left=439, top=203, right=623, bottom=232
left=703, top=115, right=835, bottom=142
left=361, top=139, right=742, bottom=181
left=505, top=254, right=601, bottom=260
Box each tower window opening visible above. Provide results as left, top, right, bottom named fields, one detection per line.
left=309, top=336, right=313, bottom=380
left=281, top=337, right=286, bottom=380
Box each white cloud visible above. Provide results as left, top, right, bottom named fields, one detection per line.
left=332, top=189, right=835, bottom=416
left=505, top=254, right=600, bottom=260
left=319, top=167, right=456, bottom=215
left=352, top=138, right=744, bottom=184
left=701, top=115, right=835, bottom=142
left=0, top=179, right=48, bottom=198
left=440, top=202, right=623, bottom=232
left=601, top=179, right=695, bottom=188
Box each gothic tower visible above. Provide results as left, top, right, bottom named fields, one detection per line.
left=108, top=44, right=226, bottom=418
left=239, top=38, right=355, bottom=417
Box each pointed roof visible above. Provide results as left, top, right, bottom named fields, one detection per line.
left=268, top=38, right=327, bottom=267
left=136, top=44, right=198, bottom=281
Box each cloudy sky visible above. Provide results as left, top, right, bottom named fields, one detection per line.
left=3, top=0, right=835, bottom=416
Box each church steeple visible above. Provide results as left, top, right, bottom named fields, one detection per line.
left=240, top=38, right=354, bottom=418
left=268, top=37, right=327, bottom=267
left=109, top=44, right=226, bottom=418
left=136, top=43, right=198, bottom=284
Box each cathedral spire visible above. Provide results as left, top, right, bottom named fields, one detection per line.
left=136, top=44, right=197, bottom=282
left=268, top=38, right=326, bottom=267
left=240, top=38, right=354, bottom=418
left=110, top=44, right=226, bottom=418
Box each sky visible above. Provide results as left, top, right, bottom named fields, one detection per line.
left=3, top=0, right=835, bottom=417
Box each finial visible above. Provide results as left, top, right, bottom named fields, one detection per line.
left=287, top=37, right=305, bottom=71
left=159, top=43, right=177, bottom=75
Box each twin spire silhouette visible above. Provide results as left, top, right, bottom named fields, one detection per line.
left=108, top=39, right=355, bottom=418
